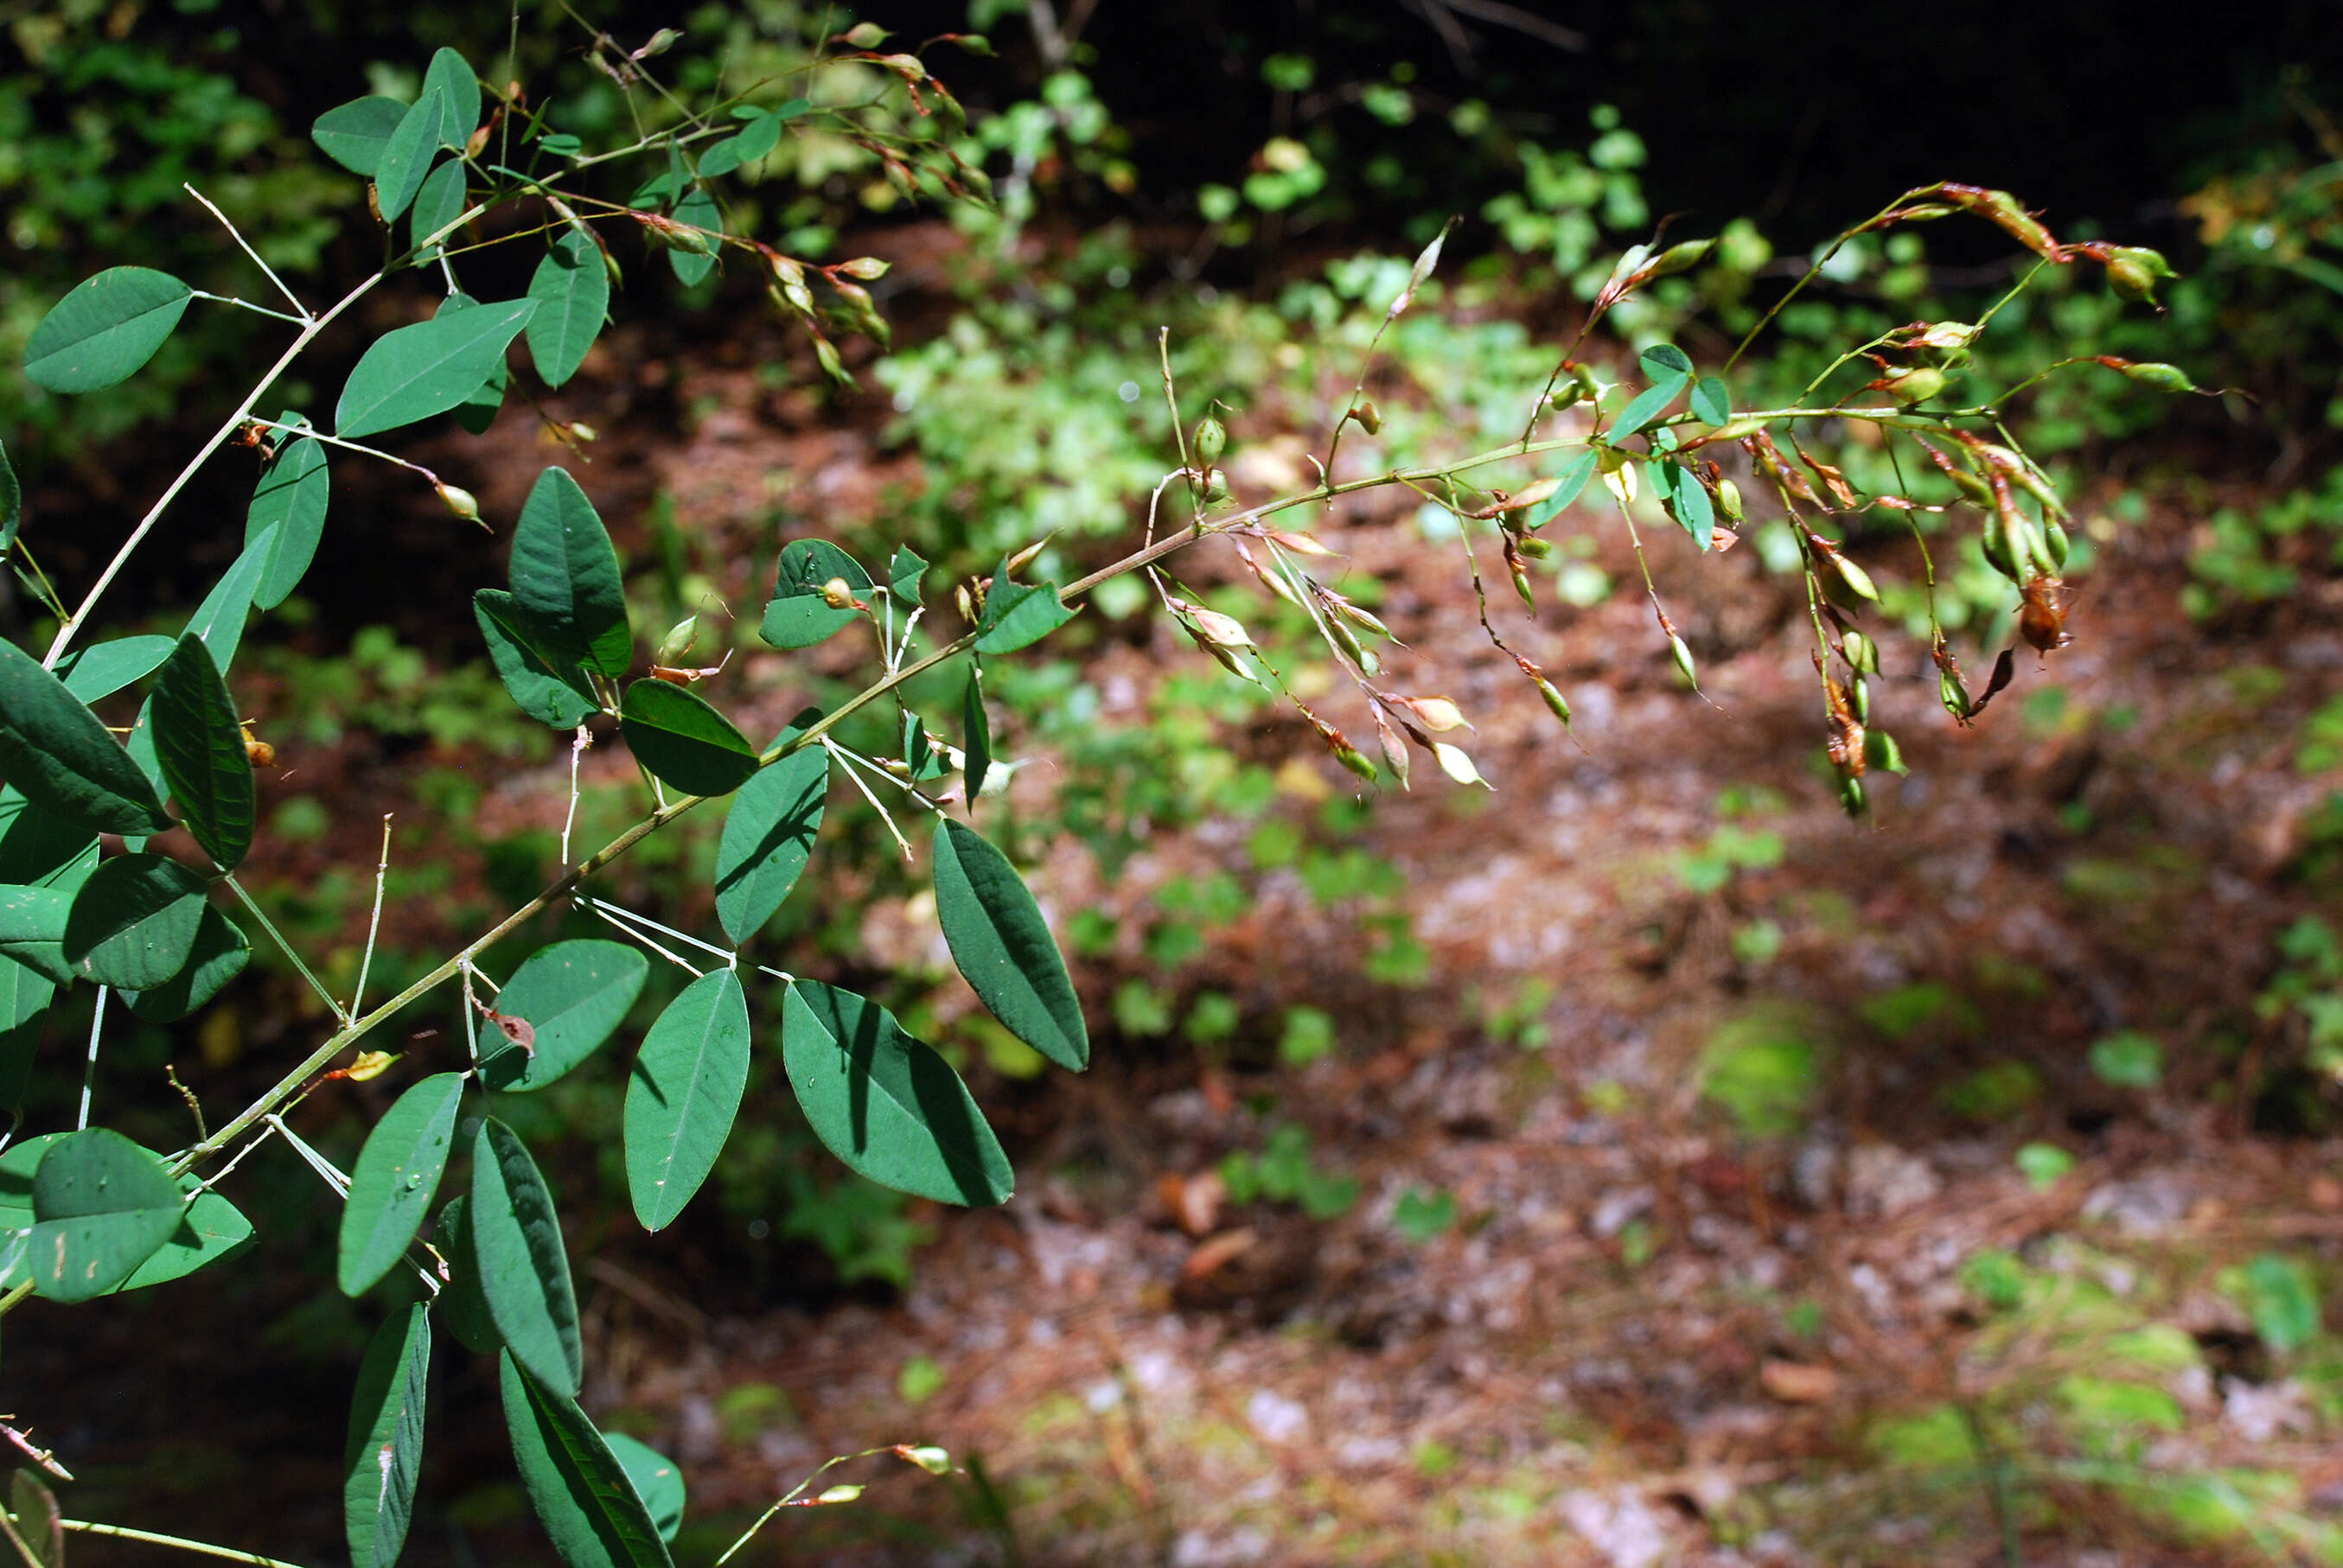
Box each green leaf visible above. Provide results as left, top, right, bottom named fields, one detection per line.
left=245, top=432, right=329, bottom=610
left=758, top=540, right=871, bottom=650
left=336, top=299, right=536, bottom=438
left=889, top=545, right=928, bottom=603
left=0, top=787, right=99, bottom=889
left=974, top=577, right=1076, bottom=654
left=694, top=136, right=747, bottom=180
left=1656, top=459, right=1715, bottom=550
left=183, top=517, right=274, bottom=674
left=1611, top=372, right=1687, bottom=440
left=1690, top=375, right=1732, bottom=426
left=782, top=980, right=1013, bottom=1206
left=0, top=641, right=170, bottom=836
left=338, top=1071, right=465, bottom=1297
left=603, top=1433, right=686, bottom=1544
left=12, top=1471, right=61, bottom=1567
left=311, top=95, right=406, bottom=175
left=431, top=1195, right=501, bottom=1355
left=22, top=267, right=194, bottom=393
left=423, top=47, right=481, bottom=153
left=624, top=969, right=750, bottom=1232
left=667, top=188, right=721, bottom=287
left=63, top=853, right=209, bottom=990
left=903, top=712, right=948, bottom=782
left=472, top=1118, right=583, bottom=1396
left=476, top=590, right=598, bottom=728
left=118, top=1174, right=252, bottom=1290
left=0, top=1132, right=56, bottom=1282
left=345, top=1303, right=431, bottom=1568
left=1526, top=447, right=1599, bottom=529
left=478, top=939, right=648, bottom=1093
left=437, top=292, right=508, bottom=433
left=0, top=955, right=53, bottom=1115
left=1639, top=343, right=1694, bottom=379
left=55, top=634, right=174, bottom=704
left=410, top=156, right=469, bottom=256
left=509, top=467, right=629, bottom=677
left=526, top=232, right=611, bottom=390
left=620, top=682, right=758, bottom=797
left=931, top=819, right=1088, bottom=1072
left=500, top=1354, right=676, bottom=1568
left=0, top=887, right=74, bottom=987
left=29, top=1127, right=182, bottom=1302
left=0, top=437, right=19, bottom=557
left=373, top=91, right=444, bottom=223
left=961, top=667, right=992, bottom=803
left=713, top=715, right=827, bottom=943
left=151, top=633, right=254, bottom=870
left=122, top=903, right=249, bottom=1022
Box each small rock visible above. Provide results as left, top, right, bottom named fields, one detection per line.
left=1843, top=1144, right=1941, bottom=1218
left=1559, top=1488, right=1671, bottom=1568
left=1245, top=1387, right=1309, bottom=1445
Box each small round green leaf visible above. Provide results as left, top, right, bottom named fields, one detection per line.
left=782, top=980, right=1013, bottom=1206
left=620, top=682, right=758, bottom=798
left=22, top=267, right=194, bottom=393
left=345, top=1303, right=431, bottom=1568
left=624, top=970, right=750, bottom=1232
left=603, top=1433, right=686, bottom=1545
left=0, top=639, right=171, bottom=836
left=245, top=433, right=330, bottom=611
left=29, top=1127, right=182, bottom=1302
left=472, top=1118, right=583, bottom=1397
left=500, top=1353, right=676, bottom=1568
left=311, top=95, right=406, bottom=176
left=758, top=539, right=871, bottom=650
left=477, top=939, right=648, bottom=1092
left=338, top=1071, right=466, bottom=1296
left=713, top=715, right=827, bottom=943
left=526, top=231, right=611, bottom=390
left=509, top=467, right=629, bottom=677
left=122, top=903, right=249, bottom=1022
left=932, top=819, right=1088, bottom=1071
left=62, top=853, right=209, bottom=990
left=151, top=633, right=254, bottom=870
left=335, top=299, right=536, bottom=438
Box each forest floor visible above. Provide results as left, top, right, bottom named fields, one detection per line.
left=18, top=262, right=2343, bottom=1567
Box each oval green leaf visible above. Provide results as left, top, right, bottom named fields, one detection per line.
left=476, top=590, right=598, bottom=729
left=526, top=231, right=611, bottom=390
left=23, top=267, right=194, bottom=393
left=477, top=939, right=648, bottom=1092
left=0, top=437, right=16, bottom=557
left=782, top=980, right=1013, bottom=1206
left=345, top=1303, right=431, bottom=1568
left=336, top=298, right=536, bottom=438
left=312, top=95, right=406, bottom=175
left=500, top=1354, right=676, bottom=1568
left=182, top=519, right=274, bottom=675
left=0, top=639, right=171, bottom=836
left=974, top=577, right=1076, bottom=654
left=410, top=156, right=469, bottom=256
left=620, top=682, right=758, bottom=798
left=932, top=819, right=1088, bottom=1071
left=151, top=633, right=254, bottom=870
left=122, top=903, right=249, bottom=1022
left=603, top=1433, right=686, bottom=1544
left=713, top=715, right=827, bottom=943
left=961, top=666, right=992, bottom=803
left=624, top=970, right=749, bottom=1232
left=472, top=1118, right=583, bottom=1397
left=119, top=1175, right=252, bottom=1291
left=889, top=545, right=928, bottom=604
left=423, top=47, right=481, bottom=153
left=1690, top=374, right=1732, bottom=427
left=29, top=1127, right=182, bottom=1302
left=244, top=431, right=329, bottom=611
left=338, top=1071, right=465, bottom=1297
left=667, top=188, right=721, bottom=287
left=1657, top=458, right=1716, bottom=549
left=437, top=292, right=508, bottom=433
left=758, top=539, right=871, bottom=650
left=1611, top=372, right=1688, bottom=440
left=431, top=1195, right=501, bottom=1355
left=1639, top=343, right=1694, bottom=379
left=509, top=466, right=629, bottom=677
left=1528, top=448, right=1599, bottom=529
left=62, top=853, right=209, bottom=990
left=55, top=634, right=174, bottom=704
left=0, top=956, right=53, bottom=1117
left=373, top=96, right=444, bottom=223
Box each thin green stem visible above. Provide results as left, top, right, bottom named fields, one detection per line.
left=1721, top=185, right=1938, bottom=375
left=188, top=291, right=308, bottom=326
left=0, top=1279, right=35, bottom=1323
left=222, top=875, right=348, bottom=1026
left=61, top=1520, right=308, bottom=1568
left=245, top=420, right=439, bottom=478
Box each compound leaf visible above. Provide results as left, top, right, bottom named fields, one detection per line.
left=472, top=1119, right=582, bottom=1397
left=973, top=577, right=1074, bottom=654
left=961, top=667, right=991, bottom=803
left=431, top=1195, right=501, bottom=1355
left=1611, top=371, right=1688, bottom=440
left=667, top=187, right=720, bottom=287
left=476, top=590, right=598, bottom=729
left=624, top=970, right=749, bottom=1232
left=932, top=819, right=1087, bottom=1071
left=422, top=47, right=480, bottom=153
left=781, top=980, right=1012, bottom=1206
left=23, top=267, right=193, bottom=393
left=338, top=1071, right=465, bottom=1297
left=603, top=1433, right=686, bottom=1545
left=117, top=1176, right=253, bottom=1291
left=54, top=634, right=173, bottom=704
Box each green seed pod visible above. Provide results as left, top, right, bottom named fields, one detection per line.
left=2044, top=517, right=2071, bottom=572
left=1533, top=675, right=1572, bottom=727
left=1336, top=744, right=1378, bottom=783
left=1203, top=468, right=1231, bottom=501
left=834, top=256, right=891, bottom=281
left=1939, top=669, right=1972, bottom=721
left=2015, top=515, right=2060, bottom=580
left=1571, top=362, right=1601, bottom=401
left=1323, top=612, right=1369, bottom=670
left=1837, top=773, right=1868, bottom=818
left=2104, top=244, right=2177, bottom=305
left=1842, top=629, right=1879, bottom=675
left=1716, top=478, right=1744, bottom=522
left=655, top=615, right=699, bottom=666
left=1669, top=634, right=1698, bottom=688
left=1980, top=508, right=2020, bottom=582
left=1850, top=675, right=1871, bottom=726
left=1550, top=381, right=1586, bottom=411
left=1828, top=552, right=1881, bottom=605
left=1194, top=414, right=1226, bottom=469
left=1863, top=728, right=1907, bottom=775
left=1348, top=398, right=1382, bottom=436
left=1516, top=535, right=1555, bottom=560
left=1882, top=365, right=1947, bottom=405
left=1511, top=563, right=1535, bottom=612
left=434, top=482, right=479, bottom=521
left=1640, top=237, right=1716, bottom=280
left=842, top=21, right=888, bottom=47
left=2119, top=360, right=2196, bottom=392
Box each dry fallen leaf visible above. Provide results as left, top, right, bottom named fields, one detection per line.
left=1760, top=1359, right=1840, bottom=1405
left=1182, top=1227, right=1257, bottom=1282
